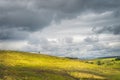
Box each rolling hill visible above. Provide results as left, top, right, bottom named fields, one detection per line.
left=0, top=50, right=120, bottom=80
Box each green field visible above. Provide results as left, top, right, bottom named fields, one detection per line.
left=0, top=50, right=120, bottom=80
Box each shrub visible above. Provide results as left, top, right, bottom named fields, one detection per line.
left=115, top=57, right=120, bottom=61
left=96, top=61, right=102, bottom=65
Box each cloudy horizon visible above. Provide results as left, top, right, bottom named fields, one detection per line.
left=0, top=0, right=120, bottom=59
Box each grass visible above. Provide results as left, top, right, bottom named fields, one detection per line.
left=0, top=50, right=120, bottom=80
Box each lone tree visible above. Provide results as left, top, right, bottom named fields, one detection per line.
left=38, top=51, right=40, bottom=54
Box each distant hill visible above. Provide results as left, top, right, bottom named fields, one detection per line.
left=96, top=56, right=120, bottom=59
left=0, top=50, right=120, bottom=80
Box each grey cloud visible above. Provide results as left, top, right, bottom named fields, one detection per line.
left=28, top=37, right=51, bottom=51
left=64, top=37, right=73, bottom=43
left=1, top=0, right=120, bottom=31
left=114, top=10, right=120, bottom=17
left=0, top=0, right=54, bottom=40
left=34, top=0, right=120, bottom=13
left=28, top=37, right=47, bottom=46
left=0, top=8, right=54, bottom=31
left=33, top=0, right=120, bottom=22
left=58, top=37, right=73, bottom=44
left=0, top=0, right=120, bottom=39
left=0, top=27, right=29, bottom=40
left=92, top=25, right=120, bottom=35
left=0, top=0, right=55, bottom=33
left=84, top=36, right=99, bottom=43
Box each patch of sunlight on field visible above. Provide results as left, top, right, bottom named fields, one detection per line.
left=69, top=72, right=106, bottom=80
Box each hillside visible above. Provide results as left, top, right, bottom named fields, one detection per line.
left=0, top=50, right=120, bottom=80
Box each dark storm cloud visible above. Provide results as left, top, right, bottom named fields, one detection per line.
left=0, top=7, right=54, bottom=31
left=34, top=0, right=120, bottom=13
left=0, top=27, right=29, bottom=40
left=0, top=0, right=120, bottom=30
left=0, top=0, right=120, bottom=40
left=33, top=0, right=120, bottom=21
left=92, top=25, right=120, bottom=35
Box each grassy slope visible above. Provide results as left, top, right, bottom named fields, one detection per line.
left=0, top=50, right=120, bottom=80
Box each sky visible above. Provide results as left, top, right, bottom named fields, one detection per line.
left=0, top=0, right=120, bottom=59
